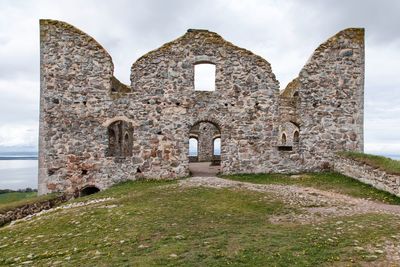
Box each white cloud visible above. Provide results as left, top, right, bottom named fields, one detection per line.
left=0, top=123, right=38, bottom=147
left=365, top=143, right=400, bottom=157
left=0, top=80, right=39, bottom=124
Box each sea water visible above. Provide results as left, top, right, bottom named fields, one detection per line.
left=0, top=159, right=38, bottom=190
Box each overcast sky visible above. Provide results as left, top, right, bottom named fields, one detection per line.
left=0, top=0, right=399, bottom=157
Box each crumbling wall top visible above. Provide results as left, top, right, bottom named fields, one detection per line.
left=40, top=19, right=114, bottom=68
left=305, top=28, right=364, bottom=64
left=316, top=28, right=364, bottom=50
left=131, top=28, right=276, bottom=74
left=280, top=77, right=300, bottom=97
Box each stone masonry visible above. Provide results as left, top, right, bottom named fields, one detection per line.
left=198, top=123, right=220, bottom=162
left=334, top=156, right=400, bottom=197
left=38, top=20, right=364, bottom=195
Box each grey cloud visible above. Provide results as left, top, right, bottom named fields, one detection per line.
left=0, top=0, right=398, bottom=156
left=291, top=0, right=400, bottom=45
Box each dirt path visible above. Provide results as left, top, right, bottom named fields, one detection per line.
left=180, top=176, right=400, bottom=223
left=189, top=162, right=220, bottom=177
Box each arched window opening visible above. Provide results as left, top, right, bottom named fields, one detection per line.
left=194, top=63, right=216, bottom=91
left=80, top=186, right=100, bottom=197
left=107, top=120, right=133, bottom=158
left=213, top=138, right=221, bottom=156
left=189, top=138, right=198, bottom=156
left=293, top=131, right=299, bottom=143
left=278, top=122, right=297, bottom=152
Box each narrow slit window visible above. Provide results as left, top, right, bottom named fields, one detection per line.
left=194, top=63, right=216, bottom=91
left=293, top=131, right=299, bottom=143
left=282, top=133, right=287, bottom=145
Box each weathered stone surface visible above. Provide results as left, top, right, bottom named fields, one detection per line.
left=297, top=28, right=365, bottom=170
left=334, top=156, right=400, bottom=197
left=38, top=20, right=364, bottom=195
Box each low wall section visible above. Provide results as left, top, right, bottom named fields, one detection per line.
left=0, top=195, right=68, bottom=227
left=334, top=156, right=400, bottom=197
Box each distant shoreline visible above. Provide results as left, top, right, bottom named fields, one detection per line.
left=0, top=157, right=38, bottom=160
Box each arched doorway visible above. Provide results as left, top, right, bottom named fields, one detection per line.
left=189, top=137, right=199, bottom=162
left=212, top=137, right=221, bottom=165
left=80, top=186, right=100, bottom=197
left=188, top=121, right=221, bottom=176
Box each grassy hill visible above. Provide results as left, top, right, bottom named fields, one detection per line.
left=1, top=175, right=400, bottom=266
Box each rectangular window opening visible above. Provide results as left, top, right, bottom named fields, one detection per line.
left=194, top=64, right=216, bottom=91
left=277, top=146, right=293, bottom=151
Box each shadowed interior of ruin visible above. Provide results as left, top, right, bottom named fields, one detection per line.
left=107, top=120, right=133, bottom=158
left=79, top=186, right=100, bottom=197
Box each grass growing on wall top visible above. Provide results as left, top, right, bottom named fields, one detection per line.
left=338, top=151, right=400, bottom=175
left=0, top=192, right=59, bottom=214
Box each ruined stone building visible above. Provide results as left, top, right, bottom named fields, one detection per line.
left=38, top=20, right=364, bottom=195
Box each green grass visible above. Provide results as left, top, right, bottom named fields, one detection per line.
left=338, top=151, right=400, bottom=175
left=0, top=192, right=58, bottom=214
left=221, top=172, right=400, bottom=205
left=1, top=179, right=399, bottom=266
left=0, top=191, right=37, bottom=205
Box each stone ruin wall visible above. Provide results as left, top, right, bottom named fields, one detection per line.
left=278, top=28, right=365, bottom=171
left=39, top=19, right=364, bottom=195
left=298, top=29, right=365, bottom=169
left=39, top=20, right=115, bottom=195
left=334, top=156, right=400, bottom=197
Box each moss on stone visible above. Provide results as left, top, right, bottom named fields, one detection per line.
left=280, top=77, right=300, bottom=97
left=314, top=28, right=364, bottom=54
